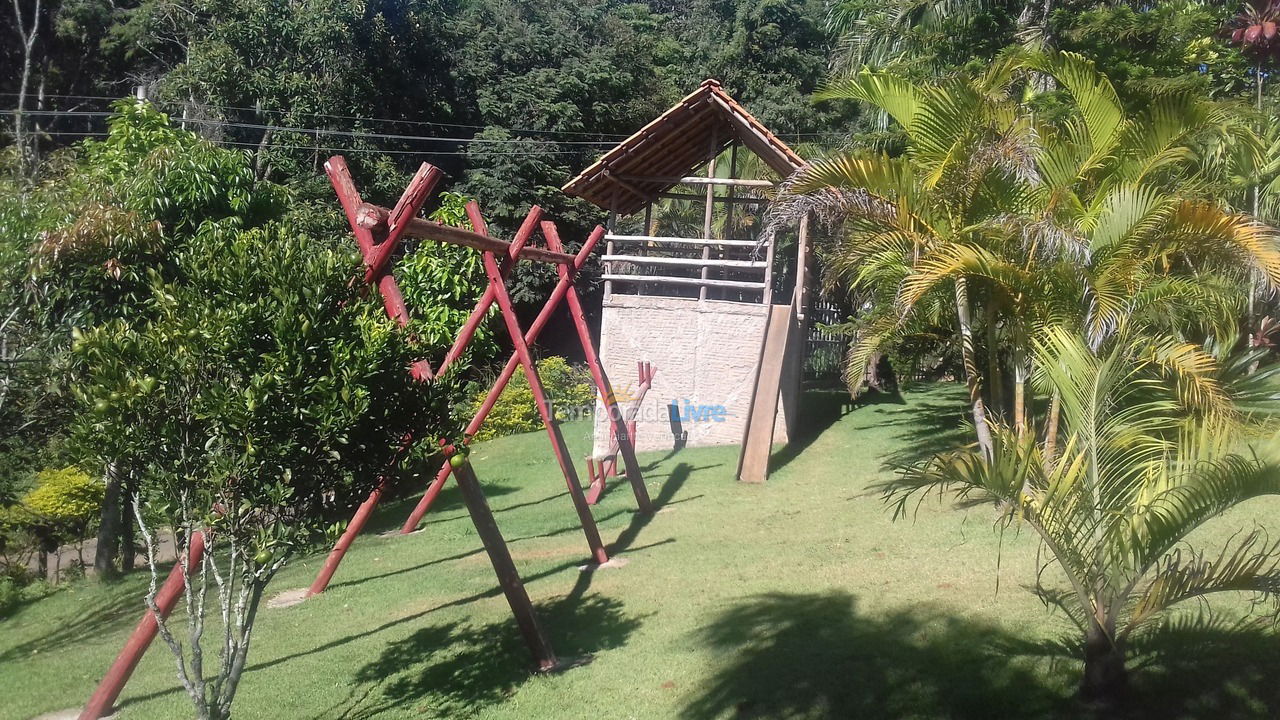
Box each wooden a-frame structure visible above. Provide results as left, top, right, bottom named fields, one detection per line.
left=78, top=157, right=650, bottom=719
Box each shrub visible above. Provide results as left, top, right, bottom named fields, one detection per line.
left=22, top=467, right=102, bottom=532
left=470, top=357, right=595, bottom=441
left=0, top=575, right=22, bottom=617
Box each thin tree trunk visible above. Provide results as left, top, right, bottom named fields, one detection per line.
left=1043, top=390, right=1060, bottom=470
left=955, top=277, right=994, bottom=458
left=254, top=128, right=273, bottom=180
left=119, top=495, right=136, bottom=572
left=1249, top=66, right=1263, bottom=373
left=1013, top=333, right=1028, bottom=440
left=985, top=301, right=1004, bottom=423
left=1081, top=620, right=1127, bottom=706
left=94, top=462, right=122, bottom=579
left=10, top=0, right=43, bottom=175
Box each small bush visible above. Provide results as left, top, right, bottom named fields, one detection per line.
left=470, top=357, right=595, bottom=441
left=0, top=575, right=22, bottom=617
left=23, top=467, right=102, bottom=532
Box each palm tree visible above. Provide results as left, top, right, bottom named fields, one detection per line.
left=882, top=327, right=1280, bottom=704
left=772, top=51, right=1278, bottom=454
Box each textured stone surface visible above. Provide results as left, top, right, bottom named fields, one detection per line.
left=592, top=295, right=797, bottom=455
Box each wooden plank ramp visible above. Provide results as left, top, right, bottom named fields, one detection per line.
left=736, top=303, right=796, bottom=483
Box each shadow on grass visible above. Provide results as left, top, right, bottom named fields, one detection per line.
left=1003, top=614, right=1280, bottom=720
left=1126, top=617, right=1280, bottom=719
left=364, top=482, right=523, bottom=535
left=769, top=390, right=856, bottom=474
left=111, top=537, right=673, bottom=712
left=328, top=593, right=641, bottom=719
left=871, top=389, right=972, bottom=471
left=683, top=591, right=1073, bottom=720
left=0, top=573, right=156, bottom=663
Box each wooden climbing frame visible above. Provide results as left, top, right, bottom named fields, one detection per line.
left=77, top=156, right=652, bottom=718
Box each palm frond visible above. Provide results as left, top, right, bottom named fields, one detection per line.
left=1131, top=530, right=1280, bottom=632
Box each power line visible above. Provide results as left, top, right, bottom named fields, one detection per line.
left=34, top=131, right=593, bottom=156
left=2, top=93, right=851, bottom=139
left=2, top=109, right=617, bottom=146
left=0, top=93, right=634, bottom=139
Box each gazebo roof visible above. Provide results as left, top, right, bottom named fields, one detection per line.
left=562, top=79, right=804, bottom=216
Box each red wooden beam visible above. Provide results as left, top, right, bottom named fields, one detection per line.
left=79, top=532, right=207, bottom=720
left=307, top=434, right=415, bottom=596
left=397, top=228, right=602, bottom=532
left=355, top=203, right=574, bottom=265
left=363, top=163, right=444, bottom=284
left=434, top=204, right=542, bottom=377
left=541, top=222, right=651, bottom=512
left=326, top=155, right=431, bottom=328
left=480, top=248, right=609, bottom=565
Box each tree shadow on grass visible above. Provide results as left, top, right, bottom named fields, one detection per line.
left=1127, top=617, right=1280, bottom=719
left=683, top=591, right=1075, bottom=720
left=328, top=594, right=642, bottom=720
left=0, top=572, right=158, bottom=663
left=1004, top=614, right=1280, bottom=720
left=873, top=393, right=973, bottom=471
left=363, top=482, right=522, bottom=535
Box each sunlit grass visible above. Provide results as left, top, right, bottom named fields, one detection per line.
left=2, top=383, right=1278, bottom=719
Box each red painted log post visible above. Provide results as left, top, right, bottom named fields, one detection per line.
left=541, top=222, right=652, bottom=512
left=480, top=247, right=608, bottom=564
left=80, top=531, right=207, bottom=720
left=398, top=228, right=606, bottom=532
left=450, top=454, right=558, bottom=671
left=303, top=157, right=439, bottom=595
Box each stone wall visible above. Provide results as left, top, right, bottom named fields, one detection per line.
left=591, top=294, right=797, bottom=455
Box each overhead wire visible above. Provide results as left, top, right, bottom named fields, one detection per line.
left=1, top=92, right=850, bottom=140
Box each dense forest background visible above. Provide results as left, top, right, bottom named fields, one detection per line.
left=3, top=0, right=1266, bottom=237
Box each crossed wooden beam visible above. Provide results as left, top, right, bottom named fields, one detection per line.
left=78, top=157, right=654, bottom=719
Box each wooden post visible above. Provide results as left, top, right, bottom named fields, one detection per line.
left=543, top=222, right=651, bottom=513
left=452, top=458, right=558, bottom=671
left=763, top=217, right=776, bottom=306
left=481, top=252, right=609, bottom=566
left=399, top=231, right=605, bottom=531
left=724, top=143, right=738, bottom=301
left=700, top=133, right=716, bottom=301
left=795, top=214, right=810, bottom=318
left=605, top=188, right=618, bottom=299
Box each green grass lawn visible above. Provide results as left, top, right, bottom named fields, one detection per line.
left=3, top=383, right=1280, bottom=719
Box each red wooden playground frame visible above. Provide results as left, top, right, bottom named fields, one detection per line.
left=78, top=157, right=653, bottom=720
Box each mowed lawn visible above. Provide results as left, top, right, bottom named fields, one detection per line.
left=4, top=383, right=1280, bottom=719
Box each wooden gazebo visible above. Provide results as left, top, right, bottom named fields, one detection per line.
left=563, top=79, right=812, bottom=483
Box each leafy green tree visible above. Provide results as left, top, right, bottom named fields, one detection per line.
left=158, top=0, right=467, bottom=198
left=72, top=221, right=458, bottom=720
left=781, top=49, right=1280, bottom=705
left=14, top=99, right=288, bottom=578
left=884, top=327, right=1280, bottom=704
left=451, top=0, right=675, bottom=285
left=825, top=0, right=1021, bottom=78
